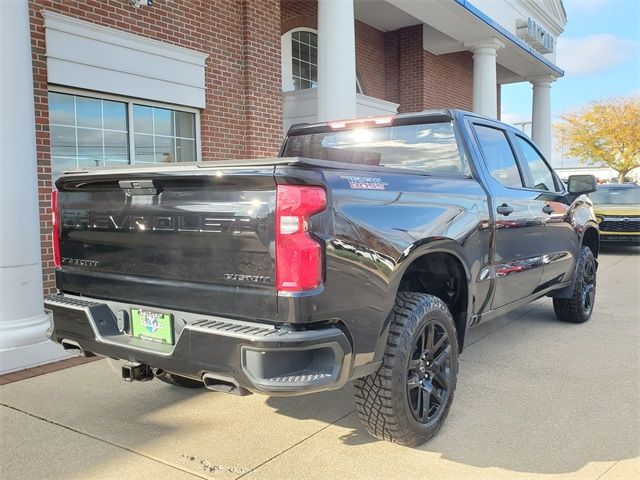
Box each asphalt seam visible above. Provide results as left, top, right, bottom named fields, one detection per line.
left=0, top=403, right=204, bottom=479
left=595, top=460, right=620, bottom=479
left=234, top=409, right=356, bottom=479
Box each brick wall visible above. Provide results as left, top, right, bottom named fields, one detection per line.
left=29, top=0, right=282, bottom=294
left=354, top=21, right=386, bottom=99
left=281, top=0, right=316, bottom=31
left=386, top=25, right=474, bottom=113
left=423, top=50, right=473, bottom=111
left=384, top=30, right=400, bottom=105
left=242, top=0, right=283, bottom=158
left=395, top=25, right=426, bottom=112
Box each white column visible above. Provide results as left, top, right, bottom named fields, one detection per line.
left=0, top=0, right=68, bottom=373
left=531, top=75, right=556, bottom=160
left=465, top=38, right=504, bottom=119
left=317, top=0, right=357, bottom=122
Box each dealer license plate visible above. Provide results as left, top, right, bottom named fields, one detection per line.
left=130, top=308, right=174, bottom=345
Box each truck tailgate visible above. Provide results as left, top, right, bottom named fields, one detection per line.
left=56, top=165, right=277, bottom=321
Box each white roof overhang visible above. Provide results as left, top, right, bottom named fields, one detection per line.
left=354, top=0, right=564, bottom=84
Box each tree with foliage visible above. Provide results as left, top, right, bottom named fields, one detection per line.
left=555, top=96, right=640, bottom=182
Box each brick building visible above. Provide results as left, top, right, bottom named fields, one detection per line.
left=0, top=0, right=567, bottom=372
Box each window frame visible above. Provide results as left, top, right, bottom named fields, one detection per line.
left=470, top=121, right=527, bottom=190
left=469, top=118, right=567, bottom=196
left=509, top=132, right=564, bottom=194
left=47, top=86, right=202, bottom=171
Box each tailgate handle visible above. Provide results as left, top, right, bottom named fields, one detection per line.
left=118, top=180, right=161, bottom=196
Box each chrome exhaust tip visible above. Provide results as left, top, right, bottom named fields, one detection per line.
left=202, top=373, right=250, bottom=396
left=60, top=339, right=96, bottom=357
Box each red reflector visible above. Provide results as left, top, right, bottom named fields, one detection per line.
left=52, top=190, right=61, bottom=268
left=276, top=185, right=327, bottom=292
left=329, top=115, right=394, bottom=130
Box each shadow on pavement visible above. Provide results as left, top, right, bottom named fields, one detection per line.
left=265, top=294, right=639, bottom=475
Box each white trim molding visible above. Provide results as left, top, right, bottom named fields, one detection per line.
left=42, top=11, right=209, bottom=108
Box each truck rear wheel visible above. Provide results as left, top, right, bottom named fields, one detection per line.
left=553, top=246, right=597, bottom=324
left=354, top=292, right=458, bottom=446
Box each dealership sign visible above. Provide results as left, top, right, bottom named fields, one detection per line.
left=516, top=17, right=555, bottom=54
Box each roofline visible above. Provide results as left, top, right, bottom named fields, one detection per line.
left=559, top=0, right=568, bottom=25
left=454, top=0, right=564, bottom=77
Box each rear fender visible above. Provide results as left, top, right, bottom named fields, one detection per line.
left=371, top=238, right=473, bottom=365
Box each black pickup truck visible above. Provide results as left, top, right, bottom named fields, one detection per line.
left=45, top=110, right=599, bottom=446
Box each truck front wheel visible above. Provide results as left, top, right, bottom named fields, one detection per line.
left=354, top=292, right=458, bottom=446
left=553, top=245, right=597, bottom=324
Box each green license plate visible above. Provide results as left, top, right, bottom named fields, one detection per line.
left=130, top=308, right=174, bottom=345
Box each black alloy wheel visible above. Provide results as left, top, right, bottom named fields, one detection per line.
left=354, top=292, right=458, bottom=446
left=553, top=245, right=597, bottom=324
left=580, top=255, right=596, bottom=315
left=407, top=320, right=452, bottom=424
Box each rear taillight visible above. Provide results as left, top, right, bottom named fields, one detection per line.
left=275, top=185, right=327, bottom=292
left=52, top=190, right=61, bottom=268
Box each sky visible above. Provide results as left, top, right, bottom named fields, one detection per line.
left=500, top=0, right=640, bottom=167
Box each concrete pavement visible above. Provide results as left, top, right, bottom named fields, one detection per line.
left=1, top=246, right=638, bottom=480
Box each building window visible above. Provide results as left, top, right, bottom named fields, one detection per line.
left=291, top=30, right=318, bottom=90
left=49, top=92, right=128, bottom=177
left=48, top=90, right=198, bottom=179
left=281, top=28, right=363, bottom=94
left=132, top=105, right=196, bottom=164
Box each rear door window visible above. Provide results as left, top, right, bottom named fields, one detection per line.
left=473, top=125, right=524, bottom=188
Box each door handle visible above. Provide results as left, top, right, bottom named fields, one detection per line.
left=497, top=203, right=514, bottom=216
left=543, top=204, right=554, bottom=214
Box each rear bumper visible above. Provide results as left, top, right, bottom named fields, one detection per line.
left=44, top=294, right=352, bottom=395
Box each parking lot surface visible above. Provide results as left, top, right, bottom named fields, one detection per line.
left=1, top=246, right=638, bottom=480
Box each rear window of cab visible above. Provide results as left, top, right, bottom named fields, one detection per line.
left=283, top=122, right=470, bottom=176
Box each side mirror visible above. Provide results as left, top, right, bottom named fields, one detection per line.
left=567, top=175, right=597, bottom=195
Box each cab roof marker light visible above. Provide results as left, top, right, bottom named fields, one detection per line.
left=328, top=115, right=395, bottom=131
left=373, top=116, right=395, bottom=125
left=329, top=121, right=347, bottom=130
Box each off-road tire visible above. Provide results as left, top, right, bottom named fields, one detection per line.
left=157, top=373, right=204, bottom=388
left=353, top=292, right=459, bottom=446
left=553, top=246, right=597, bottom=324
